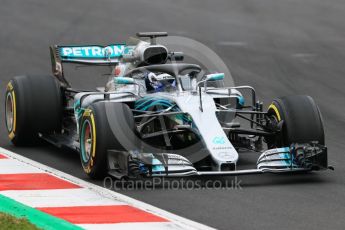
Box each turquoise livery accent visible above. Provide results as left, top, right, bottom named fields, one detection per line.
left=74, top=100, right=83, bottom=121
left=213, top=136, right=226, bottom=144
left=151, top=158, right=165, bottom=172
left=135, top=96, right=175, bottom=111
left=237, top=95, right=245, bottom=107
left=114, top=77, right=135, bottom=85
left=73, top=100, right=84, bottom=133
left=59, top=45, right=133, bottom=59
left=135, top=96, right=194, bottom=127
left=278, top=147, right=297, bottom=167
left=206, top=73, right=224, bottom=81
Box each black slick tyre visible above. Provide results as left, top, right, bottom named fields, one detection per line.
left=79, top=102, right=138, bottom=179
left=267, top=95, right=324, bottom=148
left=5, top=75, right=63, bottom=146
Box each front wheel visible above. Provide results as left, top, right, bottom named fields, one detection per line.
left=266, top=95, right=325, bottom=148
left=79, top=102, right=138, bottom=179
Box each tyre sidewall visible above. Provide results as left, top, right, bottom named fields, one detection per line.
left=80, top=105, right=110, bottom=178
left=79, top=102, right=140, bottom=178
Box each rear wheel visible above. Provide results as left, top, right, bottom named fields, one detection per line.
left=5, top=75, right=63, bottom=146
left=79, top=102, right=138, bottom=179
left=266, top=95, right=324, bottom=148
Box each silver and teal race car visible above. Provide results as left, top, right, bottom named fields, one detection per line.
left=4, top=32, right=331, bottom=179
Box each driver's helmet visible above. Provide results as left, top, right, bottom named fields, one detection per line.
left=145, top=72, right=176, bottom=92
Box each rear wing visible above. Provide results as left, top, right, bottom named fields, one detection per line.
left=50, top=44, right=134, bottom=86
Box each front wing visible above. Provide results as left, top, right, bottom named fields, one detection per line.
left=107, top=143, right=330, bottom=179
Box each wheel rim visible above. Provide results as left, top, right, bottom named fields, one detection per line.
left=81, top=120, right=92, bottom=163
left=267, top=108, right=284, bottom=148
left=5, top=92, right=14, bottom=133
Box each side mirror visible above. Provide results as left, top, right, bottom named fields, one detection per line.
left=195, top=72, right=225, bottom=94
left=194, top=73, right=224, bottom=112
left=205, top=73, right=224, bottom=81
left=114, top=77, right=135, bottom=85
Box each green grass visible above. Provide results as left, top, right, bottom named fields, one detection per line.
left=0, top=212, right=41, bottom=230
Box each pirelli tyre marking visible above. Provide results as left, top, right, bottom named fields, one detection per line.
left=268, top=103, right=281, bottom=121
left=80, top=109, right=96, bottom=174
left=5, top=82, right=17, bottom=140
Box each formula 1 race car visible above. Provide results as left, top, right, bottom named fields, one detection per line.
left=4, top=32, right=331, bottom=179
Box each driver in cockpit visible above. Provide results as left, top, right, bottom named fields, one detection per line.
left=107, top=64, right=177, bottom=93
left=144, top=72, right=176, bottom=93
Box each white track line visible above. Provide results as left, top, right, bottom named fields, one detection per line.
left=0, top=147, right=214, bottom=230
left=79, top=222, right=190, bottom=230
left=0, top=188, right=125, bottom=208
left=0, top=158, right=42, bottom=174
